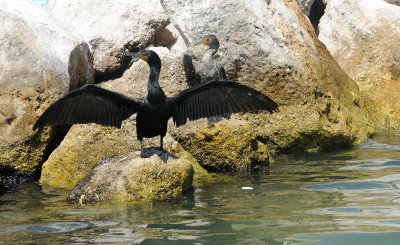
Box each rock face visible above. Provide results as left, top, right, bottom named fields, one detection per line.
left=174, top=119, right=271, bottom=171
left=68, top=151, right=193, bottom=203
left=52, top=0, right=169, bottom=78
left=31, top=0, right=375, bottom=180
left=0, top=0, right=93, bottom=182
left=161, top=0, right=373, bottom=170
left=319, top=0, right=400, bottom=130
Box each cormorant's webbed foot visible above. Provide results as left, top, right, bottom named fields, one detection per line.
left=207, top=113, right=231, bottom=125
left=140, top=147, right=178, bottom=163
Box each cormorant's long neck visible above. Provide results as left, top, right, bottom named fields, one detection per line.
left=209, top=42, right=219, bottom=57
left=147, top=60, right=165, bottom=103
left=148, top=63, right=161, bottom=90
left=209, top=47, right=218, bottom=57
left=202, top=48, right=218, bottom=61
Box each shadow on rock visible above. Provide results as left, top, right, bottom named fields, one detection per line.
left=140, top=147, right=178, bottom=163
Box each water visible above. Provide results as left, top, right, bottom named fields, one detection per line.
left=1, top=134, right=400, bottom=244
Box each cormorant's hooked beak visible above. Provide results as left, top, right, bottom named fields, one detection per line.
left=126, top=51, right=148, bottom=62
left=192, top=38, right=210, bottom=47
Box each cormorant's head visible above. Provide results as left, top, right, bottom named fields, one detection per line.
left=126, top=50, right=161, bottom=67
left=194, top=34, right=220, bottom=50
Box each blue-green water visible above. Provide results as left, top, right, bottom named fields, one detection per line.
left=2, top=134, right=400, bottom=244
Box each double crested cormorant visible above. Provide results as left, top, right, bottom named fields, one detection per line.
left=187, top=34, right=229, bottom=124
left=34, top=50, right=278, bottom=158
left=189, top=34, right=226, bottom=82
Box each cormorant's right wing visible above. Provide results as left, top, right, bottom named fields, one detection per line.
left=33, top=84, right=143, bottom=129
left=171, top=80, right=278, bottom=127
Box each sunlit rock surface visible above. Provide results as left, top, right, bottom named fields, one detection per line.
left=68, top=151, right=193, bottom=203
left=52, top=0, right=169, bottom=78
left=0, top=0, right=93, bottom=181
left=161, top=0, right=373, bottom=171
left=319, top=0, right=400, bottom=130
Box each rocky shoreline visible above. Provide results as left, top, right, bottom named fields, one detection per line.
left=1, top=0, right=399, bottom=202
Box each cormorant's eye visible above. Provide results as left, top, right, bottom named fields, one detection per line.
left=202, top=38, right=211, bottom=45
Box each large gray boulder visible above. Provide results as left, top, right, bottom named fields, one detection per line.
left=52, top=0, right=169, bottom=78
left=0, top=0, right=93, bottom=182
left=160, top=0, right=373, bottom=170
left=39, top=0, right=374, bottom=177
left=68, top=151, right=194, bottom=203
left=319, top=0, right=400, bottom=130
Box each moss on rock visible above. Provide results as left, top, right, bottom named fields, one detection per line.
left=68, top=151, right=193, bottom=203
left=0, top=127, right=65, bottom=182
left=173, top=118, right=271, bottom=172
left=39, top=122, right=140, bottom=189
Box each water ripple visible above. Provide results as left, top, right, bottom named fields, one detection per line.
left=342, top=158, right=400, bottom=170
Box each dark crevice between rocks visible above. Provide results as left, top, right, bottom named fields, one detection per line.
left=309, top=0, right=327, bottom=35
left=95, top=23, right=180, bottom=84
left=0, top=125, right=70, bottom=188
left=93, top=36, right=177, bottom=84
left=94, top=49, right=140, bottom=84
left=385, top=0, right=400, bottom=6
left=33, top=125, right=72, bottom=182
left=152, top=26, right=178, bottom=50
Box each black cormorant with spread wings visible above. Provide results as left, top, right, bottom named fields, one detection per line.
left=34, top=50, right=278, bottom=158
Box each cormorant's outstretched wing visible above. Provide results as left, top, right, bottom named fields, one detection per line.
left=171, top=80, right=278, bottom=127
left=33, top=84, right=143, bottom=129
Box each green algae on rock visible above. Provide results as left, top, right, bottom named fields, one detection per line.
left=39, top=123, right=140, bottom=189
left=68, top=151, right=193, bottom=203
left=319, top=0, right=400, bottom=131
left=0, top=127, right=67, bottom=182
left=173, top=118, right=271, bottom=172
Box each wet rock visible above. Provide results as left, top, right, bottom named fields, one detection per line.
left=319, top=0, right=400, bottom=130
left=52, top=0, right=169, bottom=78
left=68, top=151, right=193, bottom=203
left=0, top=0, right=93, bottom=181
left=161, top=0, right=373, bottom=170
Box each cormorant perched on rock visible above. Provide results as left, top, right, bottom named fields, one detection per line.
left=185, top=34, right=230, bottom=124
left=34, top=50, right=278, bottom=159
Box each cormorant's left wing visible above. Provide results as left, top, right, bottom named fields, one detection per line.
left=171, top=80, right=278, bottom=127
left=33, top=84, right=143, bottom=129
